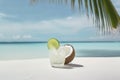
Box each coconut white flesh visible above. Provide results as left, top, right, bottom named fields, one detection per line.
left=57, top=45, right=73, bottom=58
left=49, top=46, right=73, bottom=60
left=63, top=45, right=73, bottom=58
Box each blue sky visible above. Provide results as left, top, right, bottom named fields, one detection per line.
left=0, top=0, right=120, bottom=42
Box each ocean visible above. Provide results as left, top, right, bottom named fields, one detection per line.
left=0, top=42, right=120, bottom=60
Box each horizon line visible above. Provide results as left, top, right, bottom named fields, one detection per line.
left=0, top=41, right=120, bottom=43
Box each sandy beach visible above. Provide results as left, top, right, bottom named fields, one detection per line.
left=0, top=57, right=120, bottom=80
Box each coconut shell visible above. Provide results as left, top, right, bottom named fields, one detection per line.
left=64, top=44, right=75, bottom=64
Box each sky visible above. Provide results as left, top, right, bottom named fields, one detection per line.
left=0, top=0, right=120, bottom=42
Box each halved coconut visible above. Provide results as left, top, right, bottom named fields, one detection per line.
left=64, top=44, right=75, bottom=64
left=49, top=44, right=75, bottom=65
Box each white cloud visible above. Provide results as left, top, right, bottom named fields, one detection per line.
left=67, top=17, right=73, bottom=20
left=12, top=35, right=32, bottom=40
left=22, top=35, right=32, bottom=39
left=0, top=12, right=11, bottom=19
left=0, top=13, right=7, bottom=18
left=0, top=15, right=94, bottom=41
left=89, top=32, right=120, bottom=41
left=0, top=14, right=120, bottom=41
left=1, top=14, right=120, bottom=41
left=12, top=35, right=21, bottom=40
left=0, top=12, right=15, bottom=19
left=0, top=15, right=93, bottom=35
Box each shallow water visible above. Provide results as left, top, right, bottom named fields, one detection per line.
left=0, top=42, right=120, bottom=60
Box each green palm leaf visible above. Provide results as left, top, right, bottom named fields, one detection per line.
left=31, top=0, right=120, bottom=33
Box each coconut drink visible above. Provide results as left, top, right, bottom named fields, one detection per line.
left=49, top=47, right=66, bottom=67
left=47, top=38, right=75, bottom=67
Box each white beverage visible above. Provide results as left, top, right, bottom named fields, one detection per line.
left=49, top=47, right=66, bottom=67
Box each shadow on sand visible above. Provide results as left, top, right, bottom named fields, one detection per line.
left=52, top=63, right=84, bottom=69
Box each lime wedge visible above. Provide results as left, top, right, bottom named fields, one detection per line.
left=47, top=38, right=60, bottom=50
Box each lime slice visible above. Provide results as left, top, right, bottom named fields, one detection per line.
left=47, top=38, right=60, bottom=50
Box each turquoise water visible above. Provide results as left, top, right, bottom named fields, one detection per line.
left=0, top=42, right=120, bottom=60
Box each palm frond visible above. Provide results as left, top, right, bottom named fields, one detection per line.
left=31, top=0, right=120, bottom=33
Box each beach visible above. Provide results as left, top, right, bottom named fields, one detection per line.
left=0, top=57, right=120, bottom=80
left=0, top=0, right=120, bottom=80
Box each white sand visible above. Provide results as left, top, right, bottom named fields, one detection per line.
left=0, top=57, right=120, bottom=80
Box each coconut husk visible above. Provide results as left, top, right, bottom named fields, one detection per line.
left=64, top=44, right=75, bottom=64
